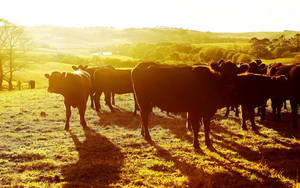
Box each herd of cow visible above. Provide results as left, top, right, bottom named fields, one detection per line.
left=44, top=60, right=300, bottom=149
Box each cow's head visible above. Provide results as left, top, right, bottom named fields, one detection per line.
left=210, top=61, right=248, bottom=79
left=44, top=71, right=67, bottom=93
left=268, top=62, right=283, bottom=76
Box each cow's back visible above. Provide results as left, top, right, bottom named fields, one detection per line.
left=132, top=63, right=221, bottom=113
left=93, top=68, right=132, bottom=94
left=65, top=70, right=91, bottom=105
left=289, top=66, right=300, bottom=98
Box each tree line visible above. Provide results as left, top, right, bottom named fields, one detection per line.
left=100, top=33, right=300, bottom=64
left=99, top=42, right=252, bottom=64
left=249, top=34, right=300, bottom=59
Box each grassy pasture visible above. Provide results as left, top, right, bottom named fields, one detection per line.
left=0, top=89, right=300, bottom=187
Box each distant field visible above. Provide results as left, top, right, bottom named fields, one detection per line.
left=9, top=51, right=295, bottom=90
left=193, top=42, right=250, bottom=49
left=0, top=89, right=299, bottom=187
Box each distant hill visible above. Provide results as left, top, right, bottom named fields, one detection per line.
left=24, top=25, right=299, bottom=53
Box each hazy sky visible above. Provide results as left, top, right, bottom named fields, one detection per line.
left=1, top=0, right=299, bottom=32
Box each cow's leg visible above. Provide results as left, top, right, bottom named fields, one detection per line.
left=64, top=102, right=71, bottom=131
left=203, top=117, right=212, bottom=149
left=94, top=91, right=102, bottom=112
left=271, top=99, right=277, bottom=121
left=261, top=104, right=266, bottom=121
left=290, top=98, right=298, bottom=128
left=241, top=106, right=248, bottom=130
left=111, top=92, right=115, bottom=106
left=78, top=103, right=88, bottom=129
left=133, top=94, right=138, bottom=115
left=104, top=91, right=114, bottom=112
left=224, top=107, right=230, bottom=118
left=90, top=92, right=94, bottom=109
left=256, top=107, right=261, bottom=117
left=185, top=112, right=192, bottom=132
left=249, top=107, right=258, bottom=131
left=189, top=112, right=200, bottom=149
left=140, top=109, right=151, bottom=140
left=284, top=100, right=287, bottom=110
left=259, top=103, right=266, bottom=121
left=276, top=101, right=283, bottom=122
left=235, top=106, right=239, bottom=117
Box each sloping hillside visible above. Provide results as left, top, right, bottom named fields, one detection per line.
left=25, top=25, right=300, bottom=51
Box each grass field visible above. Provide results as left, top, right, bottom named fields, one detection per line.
left=0, top=89, right=300, bottom=187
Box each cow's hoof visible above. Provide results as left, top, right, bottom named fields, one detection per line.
left=252, top=126, right=259, bottom=133
left=205, top=140, right=213, bottom=147
left=141, top=130, right=145, bottom=137
left=193, top=143, right=200, bottom=149
left=206, top=144, right=215, bottom=151
left=144, top=135, right=152, bottom=141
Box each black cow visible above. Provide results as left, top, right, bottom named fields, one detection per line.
left=270, top=64, right=300, bottom=128
left=93, top=68, right=138, bottom=114
left=235, top=73, right=289, bottom=130
left=132, top=61, right=247, bottom=149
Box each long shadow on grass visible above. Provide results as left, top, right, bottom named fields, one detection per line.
left=259, top=146, right=300, bottom=183
left=211, top=121, right=300, bottom=185
left=96, top=109, right=193, bottom=143
left=61, top=127, right=124, bottom=187
left=150, top=141, right=271, bottom=187
left=207, top=154, right=289, bottom=187
left=262, top=112, right=300, bottom=138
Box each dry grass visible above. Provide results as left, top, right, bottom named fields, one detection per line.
left=0, top=89, right=300, bottom=187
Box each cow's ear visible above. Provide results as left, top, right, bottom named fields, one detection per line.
left=238, top=64, right=249, bottom=73
left=44, top=73, right=50, bottom=79
left=84, top=65, right=88, bottom=69
left=210, top=62, right=220, bottom=72
left=72, top=66, right=78, bottom=70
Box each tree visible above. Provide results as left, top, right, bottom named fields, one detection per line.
left=249, top=37, right=272, bottom=59
left=6, top=22, right=24, bottom=90
left=199, top=46, right=226, bottom=62
left=237, top=54, right=252, bottom=64
left=0, top=19, right=10, bottom=90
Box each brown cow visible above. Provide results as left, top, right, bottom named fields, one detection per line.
left=72, top=65, right=115, bottom=109
left=44, top=69, right=91, bottom=130
left=93, top=68, right=138, bottom=114
left=132, top=61, right=247, bottom=149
